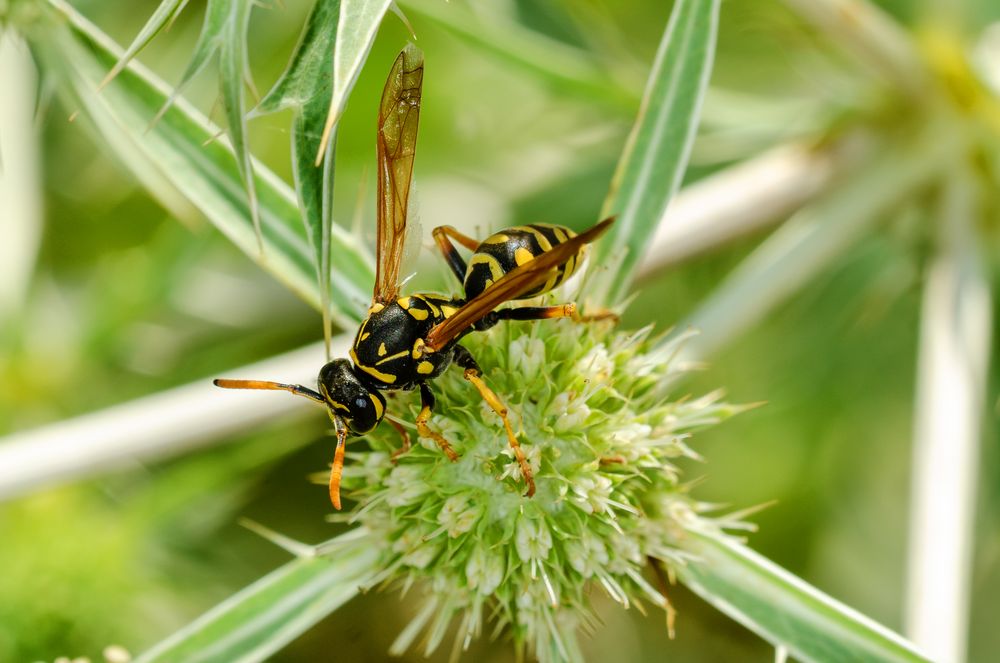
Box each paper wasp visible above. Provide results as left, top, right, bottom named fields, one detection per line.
left=215, top=45, right=614, bottom=509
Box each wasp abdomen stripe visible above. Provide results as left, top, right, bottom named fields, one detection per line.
left=464, top=224, right=582, bottom=300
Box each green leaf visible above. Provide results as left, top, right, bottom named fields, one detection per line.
left=98, top=0, right=192, bottom=89
left=315, top=0, right=393, bottom=165
left=597, top=0, right=721, bottom=303
left=678, top=530, right=933, bottom=663
left=258, top=0, right=343, bottom=358
left=104, top=0, right=264, bottom=250
left=133, top=532, right=379, bottom=663
left=217, top=0, right=261, bottom=251
left=37, top=0, right=372, bottom=326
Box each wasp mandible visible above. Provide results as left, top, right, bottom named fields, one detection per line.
left=215, top=45, right=615, bottom=509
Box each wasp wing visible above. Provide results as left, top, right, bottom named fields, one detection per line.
left=424, top=217, right=615, bottom=351
left=373, top=44, right=423, bottom=304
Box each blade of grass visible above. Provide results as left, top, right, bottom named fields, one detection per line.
left=904, top=168, right=991, bottom=663
left=315, top=0, right=393, bottom=164
left=257, top=0, right=342, bottom=359
left=678, top=529, right=933, bottom=663
left=134, top=531, right=379, bottom=663
left=597, top=0, right=721, bottom=303
left=36, top=0, right=372, bottom=326
left=673, top=129, right=951, bottom=360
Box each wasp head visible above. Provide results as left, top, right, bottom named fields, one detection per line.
left=318, top=359, right=386, bottom=434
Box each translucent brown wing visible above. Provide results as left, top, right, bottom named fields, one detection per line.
left=424, top=217, right=615, bottom=351
left=373, top=44, right=423, bottom=304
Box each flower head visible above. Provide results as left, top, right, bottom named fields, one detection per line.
left=341, top=317, right=739, bottom=661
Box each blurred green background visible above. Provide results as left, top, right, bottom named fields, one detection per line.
left=2, top=0, right=999, bottom=660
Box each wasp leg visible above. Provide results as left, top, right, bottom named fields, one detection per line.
left=452, top=345, right=536, bottom=498
left=648, top=556, right=678, bottom=639
left=473, top=303, right=576, bottom=331
left=432, top=225, right=477, bottom=285
left=328, top=419, right=348, bottom=510
left=571, top=307, right=620, bottom=324
left=387, top=418, right=412, bottom=464
left=475, top=303, right=618, bottom=331
left=416, top=382, right=459, bottom=461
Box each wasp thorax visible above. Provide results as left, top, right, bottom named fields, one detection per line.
left=318, top=359, right=386, bottom=434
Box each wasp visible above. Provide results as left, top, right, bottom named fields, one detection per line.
left=214, top=45, right=614, bottom=509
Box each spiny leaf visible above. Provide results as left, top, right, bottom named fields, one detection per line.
left=97, top=0, right=192, bottom=89
left=678, top=530, right=933, bottom=663
left=597, top=0, right=721, bottom=303
left=39, top=0, right=372, bottom=326
left=258, top=0, right=342, bottom=359
left=109, top=0, right=263, bottom=252
left=257, top=0, right=340, bottom=113
left=218, top=0, right=261, bottom=252
left=133, top=532, right=379, bottom=663
left=315, top=0, right=393, bottom=165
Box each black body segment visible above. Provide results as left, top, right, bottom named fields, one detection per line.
left=464, top=224, right=581, bottom=300
left=350, top=294, right=461, bottom=389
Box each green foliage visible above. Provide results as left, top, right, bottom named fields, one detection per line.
left=134, top=532, right=378, bottom=663
left=679, top=531, right=932, bottom=663
left=36, top=0, right=372, bottom=326
left=598, top=0, right=721, bottom=302
left=257, top=0, right=343, bottom=355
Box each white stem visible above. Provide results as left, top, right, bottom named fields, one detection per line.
left=636, top=142, right=839, bottom=276
left=0, top=32, right=43, bottom=315
left=0, top=337, right=350, bottom=500
left=904, top=177, right=991, bottom=663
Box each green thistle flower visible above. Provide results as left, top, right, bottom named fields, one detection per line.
left=337, top=311, right=742, bottom=661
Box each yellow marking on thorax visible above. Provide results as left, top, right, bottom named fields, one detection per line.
left=369, top=302, right=385, bottom=314
left=441, top=305, right=458, bottom=317
left=415, top=296, right=441, bottom=316
left=514, top=247, right=535, bottom=266
left=412, top=338, right=426, bottom=359
left=407, top=306, right=429, bottom=321
left=378, top=342, right=387, bottom=357
left=376, top=349, right=409, bottom=365
left=417, top=360, right=435, bottom=375
left=397, top=296, right=411, bottom=309
left=350, top=348, right=396, bottom=383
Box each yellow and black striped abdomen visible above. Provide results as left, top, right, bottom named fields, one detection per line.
left=464, top=224, right=582, bottom=300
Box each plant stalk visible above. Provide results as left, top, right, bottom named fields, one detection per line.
left=904, top=171, right=991, bottom=663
